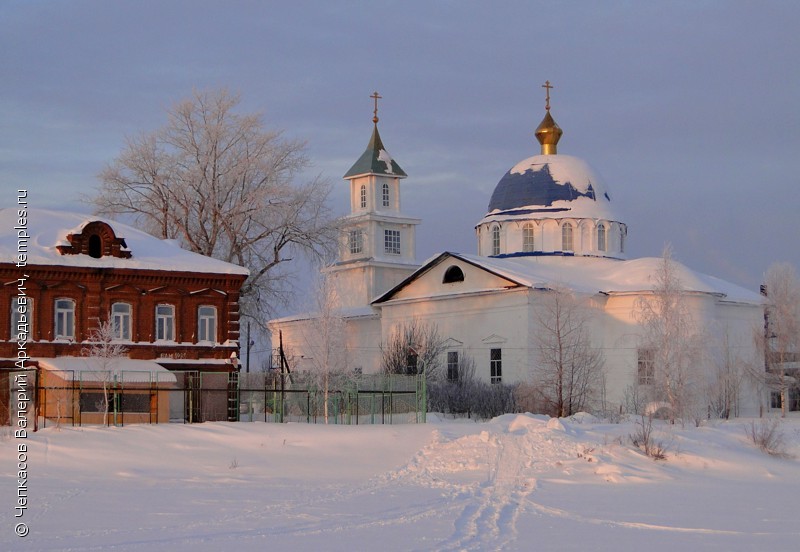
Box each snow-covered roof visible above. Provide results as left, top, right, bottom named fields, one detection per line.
left=375, top=252, right=763, bottom=305
left=343, top=124, right=407, bottom=179
left=480, top=154, right=620, bottom=224
left=37, top=357, right=178, bottom=383
left=1, top=208, right=249, bottom=276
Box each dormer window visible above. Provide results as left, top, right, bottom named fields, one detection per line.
left=443, top=265, right=465, bottom=284
left=88, top=234, right=102, bottom=258
left=56, top=220, right=131, bottom=259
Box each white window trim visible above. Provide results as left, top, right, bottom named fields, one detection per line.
left=197, top=305, right=218, bottom=343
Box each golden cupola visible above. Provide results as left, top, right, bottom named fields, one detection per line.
left=534, top=80, right=562, bottom=155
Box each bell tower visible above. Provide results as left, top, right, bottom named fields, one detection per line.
left=325, top=92, right=421, bottom=308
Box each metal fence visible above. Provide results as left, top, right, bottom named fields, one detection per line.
left=2, top=369, right=425, bottom=428
left=237, top=372, right=425, bottom=424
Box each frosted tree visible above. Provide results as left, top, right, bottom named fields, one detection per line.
left=381, top=319, right=446, bottom=381
left=82, top=319, right=129, bottom=426
left=301, top=272, right=349, bottom=423
left=531, top=285, right=605, bottom=417
left=708, top=329, right=745, bottom=419
left=634, top=245, right=706, bottom=423
left=757, top=262, right=800, bottom=416
left=93, top=88, right=337, bottom=325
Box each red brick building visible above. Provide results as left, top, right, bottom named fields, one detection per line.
left=1, top=208, right=249, bottom=425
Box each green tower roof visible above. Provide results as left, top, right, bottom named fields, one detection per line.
left=343, top=124, right=407, bottom=179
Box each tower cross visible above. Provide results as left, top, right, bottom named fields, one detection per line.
left=371, top=91, right=382, bottom=123
left=542, top=80, right=553, bottom=111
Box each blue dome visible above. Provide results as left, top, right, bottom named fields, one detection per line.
left=486, top=154, right=614, bottom=218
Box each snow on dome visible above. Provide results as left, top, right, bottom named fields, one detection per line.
left=1, top=208, right=249, bottom=275
left=485, top=154, right=620, bottom=222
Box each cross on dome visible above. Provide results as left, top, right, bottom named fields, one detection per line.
left=542, top=80, right=553, bottom=111
left=371, top=91, right=382, bottom=124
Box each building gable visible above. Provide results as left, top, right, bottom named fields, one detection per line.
left=373, top=252, right=525, bottom=304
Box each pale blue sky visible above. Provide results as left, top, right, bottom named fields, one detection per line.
left=2, top=0, right=798, bottom=294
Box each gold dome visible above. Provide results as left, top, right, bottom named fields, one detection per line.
left=535, top=110, right=562, bottom=155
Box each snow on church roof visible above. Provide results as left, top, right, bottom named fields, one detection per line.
left=482, top=154, right=620, bottom=223
left=375, top=252, right=763, bottom=305
left=1, top=208, right=249, bottom=276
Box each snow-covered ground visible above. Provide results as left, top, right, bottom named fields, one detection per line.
left=3, top=414, right=800, bottom=551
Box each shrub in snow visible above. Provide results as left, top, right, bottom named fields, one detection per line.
left=630, top=414, right=668, bottom=460
left=746, top=419, right=791, bottom=458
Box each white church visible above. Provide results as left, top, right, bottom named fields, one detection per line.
left=270, top=89, right=766, bottom=416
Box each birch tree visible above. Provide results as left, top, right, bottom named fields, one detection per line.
left=635, top=245, right=706, bottom=423
left=302, top=273, right=349, bottom=423
left=82, top=319, right=128, bottom=426
left=531, top=285, right=605, bottom=417
left=93, top=88, right=336, bottom=324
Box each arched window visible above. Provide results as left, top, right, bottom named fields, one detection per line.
left=491, top=225, right=501, bottom=256
left=561, top=223, right=574, bottom=252
left=155, top=304, right=175, bottom=341
left=443, top=265, right=465, bottom=283
left=111, top=302, right=132, bottom=340
left=597, top=224, right=607, bottom=252
left=382, top=182, right=390, bottom=207
left=359, top=184, right=367, bottom=209
left=54, top=298, right=75, bottom=339
left=198, top=305, right=217, bottom=343
left=88, top=234, right=102, bottom=258
left=522, top=223, right=535, bottom=253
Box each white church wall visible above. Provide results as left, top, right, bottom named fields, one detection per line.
left=378, top=287, right=532, bottom=385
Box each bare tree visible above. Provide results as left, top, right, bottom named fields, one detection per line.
left=634, top=245, right=706, bottom=423
left=93, top=88, right=337, bottom=325
left=301, top=272, right=349, bottom=423
left=531, top=285, right=605, bottom=417
left=708, top=328, right=745, bottom=419
left=82, top=319, right=129, bottom=426
left=757, top=263, right=800, bottom=416
left=380, top=320, right=446, bottom=381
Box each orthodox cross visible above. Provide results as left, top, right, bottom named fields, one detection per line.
left=542, top=80, right=553, bottom=111
left=371, top=91, right=382, bottom=124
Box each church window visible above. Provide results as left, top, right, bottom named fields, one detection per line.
left=359, top=184, right=366, bottom=209
left=443, top=265, right=465, bottom=284
left=54, top=298, right=75, bottom=339
left=490, top=348, right=502, bottom=384
left=198, top=305, right=217, bottom=343
left=155, top=304, right=175, bottom=341
left=620, top=227, right=626, bottom=253
left=111, top=302, right=132, bottom=340
left=447, top=351, right=459, bottom=382
left=637, top=348, right=655, bottom=385
left=382, top=182, right=390, bottom=207
left=349, top=229, right=363, bottom=254
left=522, top=224, right=535, bottom=252
left=10, top=296, right=33, bottom=341
left=384, top=229, right=401, bottom=255
left=561, top=223, right=574, bottom=252
left=597, top=224, right=607, bottom=252
left=88, top=234, right=102, bottom=258
left=491, top=225, right=501, bottom=256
